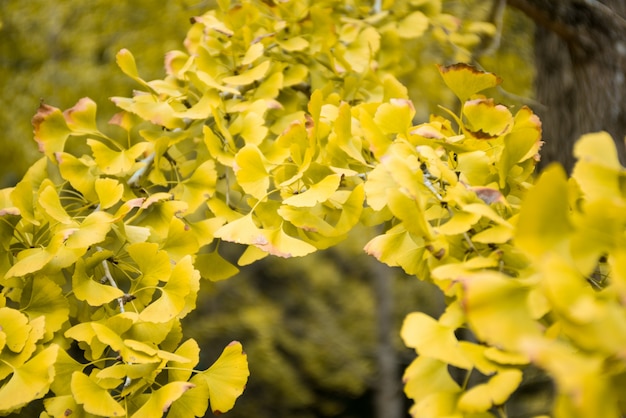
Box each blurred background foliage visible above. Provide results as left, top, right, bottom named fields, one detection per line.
left=0, top=1, right=534, bottom=417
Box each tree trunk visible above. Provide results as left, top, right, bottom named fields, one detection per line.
left=508, top=0, right=626, bottom=171
left=370, top=258, right=404, bottom=418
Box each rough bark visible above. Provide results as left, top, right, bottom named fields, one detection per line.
left=508, top=0, right=626, bottom=171
left=370, top=258, right=404, bottom=418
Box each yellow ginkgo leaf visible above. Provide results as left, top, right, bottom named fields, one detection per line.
left=234, top=145, right=270, bottom=200
left=88, top=139, right=149, bottom=175
left=457, top=369, right=523, bottom=413
left=438, top=63, right=502, bottom=103
left=64, top=211, right=114, bottom=249
left=71, top=371, right=125, bottom=417
left=283, top=174, right=341, bottom=207
left=131, top=382, right=196, bottom=418
left=222, top=60, right=271, bottom=86
left=95, top=178, right=124, bottom=209
left=200, top=341, right=249, bottom=415
left=62, top=97, right=99, bottom=134
left=72, top=259, right=124, bottom=307
left=515, top=164, right=571, bottom=258
left=397, top=11, right=429, bottom=39
left=401, top=312, right=473, bottom=369
left=0, top=345, right=58, bottom=414
left=0, top=307, right=30, bottom=353
left=167, top=375, right=210, bottom=418
left=32, top=103, right=71, bottom=161
left=462, top=98, right=514, bottom=139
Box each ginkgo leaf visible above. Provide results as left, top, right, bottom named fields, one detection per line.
left=166, top=374, right=210, bottom=418
left=460, top=271, right=541, bottom=350
left=401, top=312, right=473, bottom=369
left=403, top=356, right=460, bottom=405
left=0, top=307, right=30, bottom=353
left=63, top=97, right=99, bottom=134
left=128, top=242, right=172, bottom=289
left=437, top=63, right=502, bottom=103
left=374, top=99, right=415, bottom=135
left=199, top=341, right=249, bottom=415
left=222, top=60, right=271, bottom=86
left=112, top=94, right=184, bottom=130
left=50, top=348, right=83, bottom=397
left=139, top=256, right=198, bottom=323
left=172, top=160, right=217, bottom=213
left=169, top=339, right=200, bottom=383
left=278, top=36, right=309, bottom=52
left=283, top=174, right=341, bottom=207
left=515, top=164, right=571, bottom=258
left=0, top=345, right=58, bottom=414
left=462, top=98, right=513, bottom=139
left=37, top=181, right=73, bottom=225
left=131, top=381, right=195, bottom=418
left=572, top=132, right=623, bottom=200
left=257, top=224, right=318, bottom=258
left=57, top=152, right=98, bottom=202
left=457, top=369, right=523, bottom=412
left=241, top=42, right=264, bottom=66
left=95, top=178, right=124, bottom=209
left=72, top=259, right=124, bottom=307
left=88, top=139, right=149, bottom=175
left=194, top=251, right=240, bottom=282
left=71, top=371, right=125, bottom=417
left=214, top=214, right=266, bottom=246
left=234, top=145, right=270, bottom=200
left=21, top=277, right=70, bottom=336
left=32, top=103, right=71, bottom=161
left=161, top=217, right=201, bottom=262
left=64, top=211, right=114, bottom=249
left=397, top=11, right=429, bottom=38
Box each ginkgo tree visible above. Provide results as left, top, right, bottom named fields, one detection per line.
left=1, top=0, right=625, bottom=417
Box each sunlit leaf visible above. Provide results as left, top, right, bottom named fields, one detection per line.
left=71, top=371, right=125, bottom=417
left=403, top=356, right=460, bottom=405
left=438, top=63, right=502, bottom=103
left=222, top=60, right=270, bottom=86
left=32, top=103, right=71, bottom=161
left=462, top=98, right=513, bottom=139
left=169, top=339, right=200, bottom=383
left=458, top=369, right=523, bottom=412
left=572, top=132, right=623, bottom=200
left=397, top=11, right=429, bottom=38
left=139, top=256, right=199, bottom=322
left=72, top=258, right=124, bottom=307
left=283, top=174, right=341, bottom=207
left=199, top=341, right=249, bottom=414
left=195, top=251, right=240, bottom=282
left=0, top=345, right=58, bottom=414
left=0, top=307, right=30, bottom=352
left=88, top=139, right=149, bottom=175
left=401, top=312, right=472, bottom=369
left=234, top=145, right=270, bottom=200
left=21, top=276, right=70, bottom=336
left=515, top=164, right=571, bottom=258
left=95, top=178, right=124, bottom=209
left=63, top=97, right=99, bottom=134
left=167, top=374, right=210, bottom=418
left=64, top=211, right=114, bottom=249
left=172, top=160, right=217, bottom=212
left=131, top=382, right=195, bottom=418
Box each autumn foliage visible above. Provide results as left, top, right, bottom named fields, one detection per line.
left=1, top=0, right=625, bottom=417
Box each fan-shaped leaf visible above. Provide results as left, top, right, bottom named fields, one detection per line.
left=199, top=341, right=249, bottom=414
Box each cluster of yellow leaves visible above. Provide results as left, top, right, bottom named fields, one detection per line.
left=389, top=67, right=626, bottom=417
left=4, top=0, right=624, bottom=417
